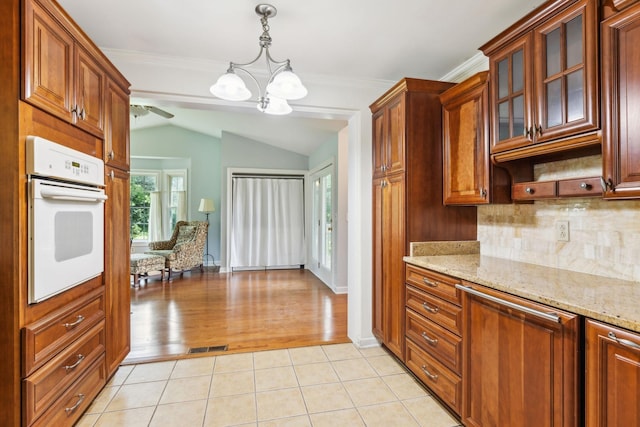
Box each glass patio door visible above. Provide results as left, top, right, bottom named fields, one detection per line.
left=310, top=165, right=333, bottom=286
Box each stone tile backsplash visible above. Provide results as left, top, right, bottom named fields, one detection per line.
left=478, top=154, right=640, bottom=282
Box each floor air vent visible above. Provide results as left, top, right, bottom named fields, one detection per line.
left=188, top=345, right=228, bottom=354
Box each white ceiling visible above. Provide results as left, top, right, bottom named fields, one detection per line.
left=58, top=0, right=544, bottom=155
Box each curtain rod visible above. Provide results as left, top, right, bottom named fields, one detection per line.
left=232, top=173, right=305, bottom=179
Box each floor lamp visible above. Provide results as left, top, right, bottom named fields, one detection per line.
left=198, top=198, right=216, bottom=267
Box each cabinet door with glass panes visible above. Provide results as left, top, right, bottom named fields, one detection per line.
left=489, top=0, right=598, bottom=154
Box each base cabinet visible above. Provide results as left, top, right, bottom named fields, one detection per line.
left=585, top=319, right=640, bottom=427
left=459, top=282, right=580, bottom=427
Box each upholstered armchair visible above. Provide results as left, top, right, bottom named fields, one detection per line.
left=145, top=220, right=208, bottom=279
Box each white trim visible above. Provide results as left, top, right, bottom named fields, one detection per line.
left=440, top=51, right=489, bottom=83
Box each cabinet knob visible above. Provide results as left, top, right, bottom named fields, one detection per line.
left=109, top=170, right=115, bottom=180
left=523, top=126, right=533, bottom=141
left=535, top=124, right=543, bottom=137
left=108, top=150, right=114, bottom=160
left=480, top=188, right=487, bottom=198
left=580, top=182, right=591, bottom=190
left=525, top=187, right=534, bottom=194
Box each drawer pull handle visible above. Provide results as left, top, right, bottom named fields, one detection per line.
left=64, top=354, right=85, bottom=372
left=421, top=331, right=438, bottom=346
left=455, top=285, right=560, bottom=323
left=422, top=302, right=439, bottom=314
left=63, top=315, right=85, bottom=329
left=420, top=365, right=438, bottom=381
left=608, top=332, right=640, bottom=350
left=65, top=393, right=85, bottom=414
left=580, top=182, right=592, bottom=190
left=422, top=278, right=438, bottom=287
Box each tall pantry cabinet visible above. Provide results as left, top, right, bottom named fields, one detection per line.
left=370, top=79, right=477, bottom=360
left=0, top=0, right=131, bottom=425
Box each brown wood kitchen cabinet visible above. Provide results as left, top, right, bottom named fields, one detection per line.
left=480, top=0, right=599, bottom=162
left=440, top=71, right=511, bottom=205
left=585, top=319, right=640, bottom=427
left=370, top=78, right=477, bottom=361
left=458, top=282, right=580, bottom=427
left=404, top=264, right=464, bottom=415
left=23, top=0, right=106, bottom=138
left=104, top=166, right=131, bottom=377
left=104, top=78, right=131, bottom=170
left=601, top=2, right=640, bottom=199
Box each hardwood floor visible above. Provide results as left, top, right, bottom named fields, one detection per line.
left=125, top=268, right=349, bottom=364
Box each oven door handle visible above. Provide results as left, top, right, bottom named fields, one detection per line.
left=39, top=187, right=108, bottom=203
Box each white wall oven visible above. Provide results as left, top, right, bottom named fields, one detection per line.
left=27, top=136, right=107, bottom=303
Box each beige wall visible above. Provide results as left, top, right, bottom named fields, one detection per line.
left=478, top=155, right=640, bottom=282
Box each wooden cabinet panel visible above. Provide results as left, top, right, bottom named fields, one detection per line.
left=602, top=2, right=640, bottom=199
left=75, top=47, right=104, bottom=136
left=406, top=285, right=462, bottom=336
left=380, top=174, right=405, bottom=359
left=512, top=180, right=557, bottom=200
left=441, top=71, right=510, bottom=205
left=31, top=355, right=106, bottom=427
left=372, top=178, right=384, bottom=341
left=104, top=166, right=131, bottom=376
left=22, top=321, right=104, bottom=426
left=23, top=0, right=74, bottom=121
left=482, top=0, right=599, bottom=161
left=557, top=176, right=602, bottom=197
left=406, top=308, right=462, bottom=375
left=22, top=288, right=105, bottom=377
left=585, top=320, right=640, bottom=427
left=460, top=283, right=580, bottom=427
left=372, top=110, right=386, bottom=178
left=406, top=339, right=462, bottom=414
left=386, top=96, right=405, bottom=175
left=104, top=80, right=130, bottom=170
left=405, top=264, right=462, bottom=306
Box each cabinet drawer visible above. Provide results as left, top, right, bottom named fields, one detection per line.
left=557, top=177, right=602, bottom=197
left=31, top=354, right=106, bottom=427
left=23, top=321, right=105, bottom=426
left=512, top=181, right=556, bottom=200
left=406, top=309, right=462, bottom=375
left=406, top=285, right=462, bottom=335
left=405, top=264, right=461, bottom=305
left=406, top=339, right=462, bottom=415
left=23, top=288, right=105, bottom=376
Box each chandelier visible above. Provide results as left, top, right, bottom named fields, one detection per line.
left=209, top=4, right=308, bottom=115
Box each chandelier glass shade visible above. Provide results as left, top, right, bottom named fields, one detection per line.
left=210, top=4, right=307, bottom=115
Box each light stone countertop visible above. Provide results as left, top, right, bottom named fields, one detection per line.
left=404, top=253, right=640, bottom=333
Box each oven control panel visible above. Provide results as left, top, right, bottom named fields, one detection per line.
left=26, top=136, right=105, bottom=186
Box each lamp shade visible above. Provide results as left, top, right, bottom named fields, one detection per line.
left=258, top=96, right=292, bottom=115
left=266, top=70, right=308, bottom=100
left=210, top=72, right=252, bottom=101
left=198, top=198, right=216, bottom=213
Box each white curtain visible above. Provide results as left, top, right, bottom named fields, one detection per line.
left=148, top=191, right=163, bottom=241
left=230, top=177, right=305, bottom=269
left=175, top=190, right=187, bottom=222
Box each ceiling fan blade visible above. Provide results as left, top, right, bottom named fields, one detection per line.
left=147, top=105, right=174, bottom=119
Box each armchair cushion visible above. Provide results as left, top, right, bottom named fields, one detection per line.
left=175, top=225, right=196, bottom=244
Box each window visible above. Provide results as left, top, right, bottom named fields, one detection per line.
left=130, top=169, right=188, bottom=242
left=130, top=172, right=159, bottom=241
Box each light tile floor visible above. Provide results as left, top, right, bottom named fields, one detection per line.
left=76, top=343, right=462, bottom=427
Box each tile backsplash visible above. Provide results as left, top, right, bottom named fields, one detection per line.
left=478, top=155, right=640, bottom=282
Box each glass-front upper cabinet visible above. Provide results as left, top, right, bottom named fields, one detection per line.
left=483, top=0, right=598, bottom=156
left=489, top=34, right=533, bottom=153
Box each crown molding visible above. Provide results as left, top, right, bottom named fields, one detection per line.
left=440, top=51, right=489, bottom=83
